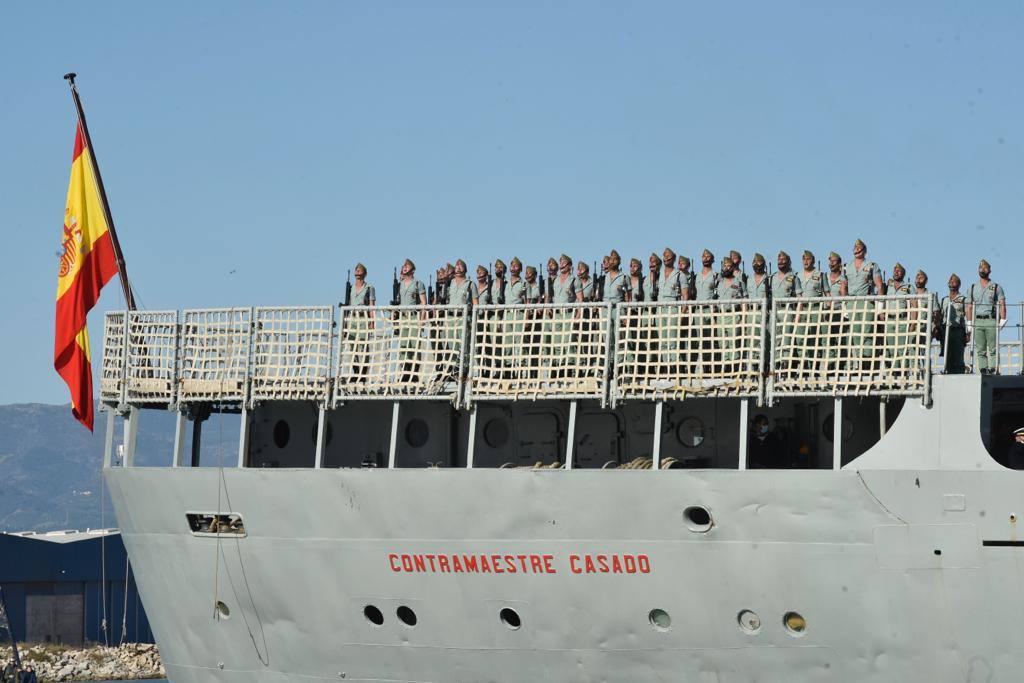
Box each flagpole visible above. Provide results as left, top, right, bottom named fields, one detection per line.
left=62, top=73, right=137, bottom=311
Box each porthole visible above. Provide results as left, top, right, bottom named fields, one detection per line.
left=273, top=420, right=290, bottom=449
left=648, top=608, right=671, bottom=632
left=499, top=607, right=521, bottom=630
left=363, top=605, right=384, bottom=626
left=397, top=605, right=418, bottom=627
left=737, top=609, right=761, bottom=634
left=215, top=601, right=231, bottom=620
left=783, top=611, right=807, bottom=637
left=483, top=419, right=510, bottom=448
left=683, top=505, right=713, bottom=533
left=404, top=419, right=430, bottom=448
left=676, top=417, right=705, bottom=448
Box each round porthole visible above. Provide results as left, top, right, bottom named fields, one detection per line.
left=648, top=608, right=671, bottom=632
left=783, top=611, right=807, bottom=636
left=737, top=609, right=761, bottom=634
left=273, top=420, right=290, bottom=449
left=215, top=601, right=231, bottom=620
left=677, top=417, right=705, bottom=448
left=683, top=505, right=713, bottom=533
left=499, top=607, right=521, bottom=630
left=404, top=419, right=430, bottom=448
left=483, top=419, right=510, bottom=448
left=397, top=605, right=418, bottom=627
left=363, top=605, right=384, bottom=626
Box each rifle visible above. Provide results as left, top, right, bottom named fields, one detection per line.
left=487, top=263, right=494, bottom=303
left=344, top=269, right=352, bottom=307
left=595, top=260, right=605, bottom=302
left=391, top=267, right=400, bottom=305
left=539, top=265, right=547, bottom=303
left=428, top=274, right=435, bottom=306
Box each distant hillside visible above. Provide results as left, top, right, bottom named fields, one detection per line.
left=0, top=403, right=235, bottom=532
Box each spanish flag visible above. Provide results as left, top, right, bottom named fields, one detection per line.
left=54, top=124, right=119, bottom=430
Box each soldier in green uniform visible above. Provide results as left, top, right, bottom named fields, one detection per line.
left=730, top=250, right=748, bottom=291
left=397, top=259, right=427, bottom=383
left=550, top=254, right=581, bottom=378
left=966, top=259, right=1007, bottom=375
left=693, top=249, right=720, bottom=373
left=843, top=239, right=884, bottom=372
left=522, top=265, right=543, bottom=379
left=771, top=251, right=798, bottom=372
left=545, top=257, right=559, bottom=303
left=797, top=250, right=827, bottom=376
left=748, top=253, right=769, bottom=373
left=677, top=255, right=696, bottom=300
left=657, top=247, right=684, bottom=373
left=941, top=274, right=969, bottom=374
left=346, top=263, right=376, bottom=379
left=604, top=250, right=627, bottom=304
left=491, top=259, right=507, bottom=305
left=501, top=258, right=527, bottom=378
left=824, top=251, right=849, bottom=367
left=718, top=256, right=748, bottom=374
left=884, top=263, right=914, bottom=373
left=475, top=265, right=492, bottom=304
left=914, top=270, right=941, bottom=366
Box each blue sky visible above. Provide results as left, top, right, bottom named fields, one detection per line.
left=1, top=1, right=1022, bottom=405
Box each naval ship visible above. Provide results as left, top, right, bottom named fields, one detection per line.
left=97, top=292, right=1024, bottom=682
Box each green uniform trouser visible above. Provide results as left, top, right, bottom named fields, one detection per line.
left=794, top=310, right=822, bottom=373
left=848, top=301, right=875, bottom=369
left=885, top=312, right=910, bottom=371
left=658, top=307, right=679, bottom=371
left=398, top=312, right=420, bottom=382
left=975, top=318, right=998, bottom=372
left=946, top=327, right=966, bottom=374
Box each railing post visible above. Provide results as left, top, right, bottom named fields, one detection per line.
left=565, top=401, right=577, bottom=470
left=122, top=408, right=138, bottom=467
left=970, top=306, right=977, bottom=374
left=102, top=407, right=117, bottom=469
left=388, top=402, right=400, bottom=469
left=652, top=401, right=664, bottom=470
left=833, top=398, right=843, bottom=470
left=466, top=406, right=477, bottom=469
left=737, top=398, right=748, bottom=470
left=172, top=411, right=187, bottom=467
left=314, top=405, right=327, bottom=469
left=879, top=399, right=887, bottom=437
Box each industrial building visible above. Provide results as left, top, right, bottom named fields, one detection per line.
left=0, top=529, right=153, bottom=646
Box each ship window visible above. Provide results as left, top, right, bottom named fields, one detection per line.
left=499, top=607, right=521, bottom=630
left=273, top=420, right=290, bottom=449
left=215, top=601, right=231, bottom=620
left=783, top=611, right=807, bottom=636
left=737, top=610, right=761, bottom=634
left=396, top=605, right=418, bottom=627
left=484, top=419, right=510, bottom=448
left=363, top=605, right=384, bottom=626
left=648, top=608, right=671, bottom=632
left=683, top=506, right=713, bottom=533
left=404, top=419, right=430, bottom=448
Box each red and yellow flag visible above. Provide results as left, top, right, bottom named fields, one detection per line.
left=54, top=124, right=119, bottom=431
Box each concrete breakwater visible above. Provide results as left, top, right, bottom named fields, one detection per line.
left=0, top=644, right=164, bottom=681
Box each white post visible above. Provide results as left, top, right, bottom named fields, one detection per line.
left=652, top=401, right=664, bottom=470
left=565, top=401, right=578, bottom=470
left=737, top=399, right=749, bottom=470
left=122, top=408, right=138, bottom=468
left=879, top=399, right=887, bottom=437
left=236, top=407, right=249, bottom=468
left=314, top=406, right=327, bottom=469
left=466, top=407, right=478, bottom=469
left=172, top=411, right=187, bottom=467
left=833, top=398, right=843, bottom=470
left=102, top=408, right=117, bottom=469
left=388, top=402, right=400, bottom=469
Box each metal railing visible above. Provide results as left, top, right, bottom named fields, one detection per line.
left=769, top=295, right=932, bottom=399
left=466, top=303, right=611, bottom=404
left=101, top=298, right=1021, bottom=409
left=611, top=301, right=766, bottom=406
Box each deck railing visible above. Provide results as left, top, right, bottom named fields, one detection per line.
left=100, top=297, right=1022, bottom=408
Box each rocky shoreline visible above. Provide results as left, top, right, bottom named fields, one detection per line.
left=0, top=643, right=164, bottom=682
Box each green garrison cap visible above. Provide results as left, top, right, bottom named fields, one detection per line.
left=752, top=253, right=765, bottom=262
left=547, top=257, right=558, bottom=266
left=917, top=269, right=927, bottom=280
left=729, top=250, right=742, bottom=260
left=455, top=259, right=467, bottom=269
left=678, top=256, right=691, bottom=267
left=578, top=261, right=590, bottom=273
left=721, top=256, right=733, bottom=267
left=778, top=251, right=791, bottom=260
left=630, top=257, right=642, bottom=267
left=893, top=262, right=904, bottom=271
left=525, top=265, right=537, bottom=275
left=510, top=256, right=521, bottom=267
left=609, top=249, right=621, bottom=260
left=494, top=258, right=506, bottom=269
left=828, top=251, right=841, bottom=260
left=663, top=246, right=677, bottom=260
left=560, top=253, right=572, bottom=264
left=650, top=252, right=662, bottom=265
left=949, top=272, right=961, bottom=284
left=702, top=248, right=714, bottom=259
left=802, top=250, right=814, bottom=260
left=979, top=259, right=991, bottom=269
left=404, top=258, right=416, bottom=270
left=854, top=239, right=866, bottom=249
left=476, top=264, right=488, bottom=274
left=355, top=262, right=366, bottom=271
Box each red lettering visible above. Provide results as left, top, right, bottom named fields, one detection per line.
left=530, top=555, right=544, bottom=573
left=597, top=555, right=609, bottom=573
left=504, top=555, right=517, bottom=573
left=389, top=554, right=401, bottom=572
left=481, top=555, right=492, bottom=573
left=611, top=555, right=622, bottom=573
left=638, top=555, right=651, bottom=574
left=401, top=555, right=413, bottom=572
left=584, top=556, right=596, bottom=573
left=491, top=554, right=504, bottom=573
left=413, top=555, right=426, bottom=572
left=426, top=555, right=437, bottom=572
left=624, top=556, right=636, bottom=574
left=517, top=555, right=529, bottom=573
left=438, top=555, right=450, bottom=573
left=569, top=555, right=581, bottom=574
left=452, top=555, right=464, bottom=573
left=543, top=554, right=556, bottom=574
left=463, top=555, right=478, bottom=572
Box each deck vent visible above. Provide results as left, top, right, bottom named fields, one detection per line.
left=683, top=506, right=713, bottom=533
left=648, top=609, right=671, bottom=632
left=783, top=611, right=807, bottom=636
left=397, top=605, right=418, bottom=627
left=363, top=605, right=384, bottom=626
left=499, top=607, right=521, bottom=630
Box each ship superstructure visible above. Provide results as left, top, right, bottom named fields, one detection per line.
left=99, top=296, right=1024, bottom=682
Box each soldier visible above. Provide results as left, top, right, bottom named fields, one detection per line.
left=657, top=247, right=684, bottom=373
left=447, top=260, right=474, bottom=306
left=748, top=253, right=770, bottom=373
left=575, top=261, right=598, bottom=370
left=824, top=251, right=849, bottom=368
left=550, top=255, right=581, bottom=378
left=644, top=252, right=661, bottom=301
left=523, top=265, right=543, bottom=379
left=604, top=250, right=628, bottom=304
left=576, top=261, right=595, bottom=301
left=475, top=265, right=492, bottom=305
left=795, top=251, right=828, bottom=377
left=694, top=249, right=720, bottom=373
left=491, top=258, right=507, bottom=305
left=524, top=265, right=542, bottom=303
left=545, top=257, right=559, bottom=303
left=940, top=274, right=969, bottom=374
left=914, top=270, right=941, bottom=359
left=627, top=257, right=644, bottom=302
left=346, top=263, right=376, bottom=379
left=730, top=250, right=748, bottom=289
left=844, top=239, right=883, bottom=372
left=398, top=259, right=427, bottom=384
left=772, top=251, right=798, bottom=373
left=826, top=252, right=848, bottom=296
left=502, top=258, right=528, bottom=378
left=966, top=259, right=1007, bottom=375
left=677, top=255, right=696, bottom=300
left=695, top=249, right=720, bottom=301
left=506, top=258, right=527, bottom=304
left=883, top=263, right=916, bottom=374
left=718, top=256, right=748, bottom=374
